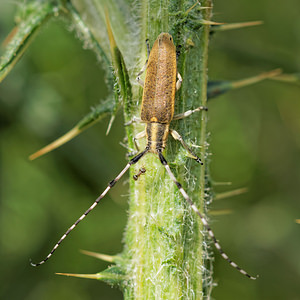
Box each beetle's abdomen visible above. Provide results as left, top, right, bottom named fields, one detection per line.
left=146, top=123, right=169, bottom=153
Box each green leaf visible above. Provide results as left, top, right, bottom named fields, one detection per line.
left=0, top=1, right=58, bottom=83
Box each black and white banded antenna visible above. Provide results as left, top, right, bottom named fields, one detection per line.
left=30, top=149, right=147, bottom=267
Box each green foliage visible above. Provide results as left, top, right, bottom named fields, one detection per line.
left=1, top=0, right=212, bottom=298
left=0, top=0, right=299, bottom=299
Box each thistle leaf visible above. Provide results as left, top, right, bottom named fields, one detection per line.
left=29, top=98, right=114, bottom=160
left=0, top=1, right=58, bottom=83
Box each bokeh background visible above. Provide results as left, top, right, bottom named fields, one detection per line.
left=1, top=1, right=300, bottom=299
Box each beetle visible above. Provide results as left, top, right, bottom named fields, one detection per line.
left=30, top=33, right=256, bottom=280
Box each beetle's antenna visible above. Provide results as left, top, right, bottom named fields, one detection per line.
left=158, top=151, right=257, bottom=280
left=30, top=149, right=148, bottom=267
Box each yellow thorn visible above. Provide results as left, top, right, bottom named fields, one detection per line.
left=106, top=115, right=115, bottom=135
left=105, top=8, right=117, bottom=53
left=209, top=209, right=233, bottom=216
left=295, top=219, right=300, bottom=224
left=231, top=68, right=282, bottom=89
left=185, top=2, right=212, bottom=15
left=80, top=249, right=116, bottom=262
left=270, top=73, right=300, bottom=83
left=56, top=272, right=101, bottom=280
left=213, top=20, right=263, bottom=31
left=186, top=38, right=195, bottom=47
left=2, top=26, right=19, bottom=47
left=215, top=187, right=248, bottom=201
left=29, top=127, right=80, bottom=160
left=201, top=20, right=224, bottom=25
left=212, top=181, right=232, bottom=186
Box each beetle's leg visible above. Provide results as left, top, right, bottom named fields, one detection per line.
left=176, top=72, right=183, bottom=91
left=124, top=116, right=144, bottom=145
left=127, top=130, right=146, bottom=157
left=145, top=38, right=150, bottom=58
left=170, top=129, right=203, bottom=164
left=123, top=127, right=146, bottom=158
left=136, top=65, right=146, bottom=87
left=124, top=116, right=142, bottom=126
left=136, top=39, right=151, bottom=87
left=174, top=71, right=207, bottom=120
left=173, top=105, right=208, bottom=120
left=133, top=130, right=146, bottom=152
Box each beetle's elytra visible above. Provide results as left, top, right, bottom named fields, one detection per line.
left=141, top=33, right=177, bottom=124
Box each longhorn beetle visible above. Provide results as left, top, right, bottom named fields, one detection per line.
left=31, top=33, right=257, bottom=280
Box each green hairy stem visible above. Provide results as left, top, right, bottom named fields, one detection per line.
left=121, top=1, right=213, bottom=299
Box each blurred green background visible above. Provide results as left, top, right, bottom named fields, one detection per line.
left=0, top=1, right=300, bottom=299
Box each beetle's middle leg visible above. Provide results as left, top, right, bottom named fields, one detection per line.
left=173, top=105, right=208, bottom=121
left=174, top=70, right=207, bottom=119
left=124, top=116, right=142, bottom=126
left=176, top=72, right=183, bottom=90
left=170, top=129, right=203, bottom=164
